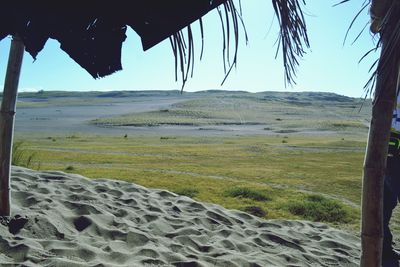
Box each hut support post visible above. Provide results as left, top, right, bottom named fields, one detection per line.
left=360, top=47, right=399, bottom=266
left=0, top=35, right=24, bottom=217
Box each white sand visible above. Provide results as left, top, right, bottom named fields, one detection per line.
left=0, top=167, right=360, bottom=266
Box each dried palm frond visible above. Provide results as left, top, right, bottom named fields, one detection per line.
left=170, top=0, right=310, bottom=90
left=272, top=0, right=310, bottom=85
left=333, top=0, right=380, bottom=101
left=341, top=1, right=370, bottom=45
left=169, top=0, right=247, bottom=91
left=366, top=0, right=400, bottom=100
left=341, top=0, right=400, bottom=100
left=169, top=27, right=194, bottom=90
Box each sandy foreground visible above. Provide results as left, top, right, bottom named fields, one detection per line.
left=0, top=167, right=360, bottom=267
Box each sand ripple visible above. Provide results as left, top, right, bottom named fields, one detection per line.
left=0, top=167, right=360, bottom=266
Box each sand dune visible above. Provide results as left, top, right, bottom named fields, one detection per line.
left=0, top=167, right=360, bottom=266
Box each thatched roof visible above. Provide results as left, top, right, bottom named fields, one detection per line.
left=0, top=1, right=227, bottom=79
left=0, top=1, right=309, bottom=86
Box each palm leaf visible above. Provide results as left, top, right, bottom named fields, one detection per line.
left=170, top=0, right=310, bottom=89
left=271, top=0, right=310, bottom=85
left=367, top=1, right=400, bottom=99
left=170, top=0, right=248, bottom=90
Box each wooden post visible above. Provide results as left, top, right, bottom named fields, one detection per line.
left=360, top=42, right=399, bottom=266
left=0, top=35, right=24, bottom=217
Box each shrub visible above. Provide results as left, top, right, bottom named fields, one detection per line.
left=173, top=188, right=199, bottom=198
left=65, top=165, right=75, bottom=171
left=244, top=206, right=267, bottom=217
left=225, top=187, right=271, bottom=202
left=275, top=130, right=297, bottom=134
left=287, top=194, right=351, bottom=223
left=160, top=136, right=176, bottom=140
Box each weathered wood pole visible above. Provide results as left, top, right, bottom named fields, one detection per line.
left=360, top=17, right=400, bottom=267
left=0, top=35, right=24, bottom=217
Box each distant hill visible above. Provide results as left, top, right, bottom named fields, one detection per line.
left=16, top=90, right=366, bottom=104
left=16, top=90, right=184, bottom=99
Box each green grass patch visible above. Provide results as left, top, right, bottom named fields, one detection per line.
left=286, top=194, right=353, bottom=224
left=65, top=165, right=75, bottom=171
left=225, top=187, right=271, bottom=202
left=90, top=108, right=243, bottom=127
left=173, top=188, right=199, bottom=198
left=320, top=120, right=368, bottom=130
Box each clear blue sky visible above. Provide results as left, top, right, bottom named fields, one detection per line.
left=0, top=1, right=377, bottom=98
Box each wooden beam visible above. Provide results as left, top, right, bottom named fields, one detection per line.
left=0, top=35, right=24, bottom=217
